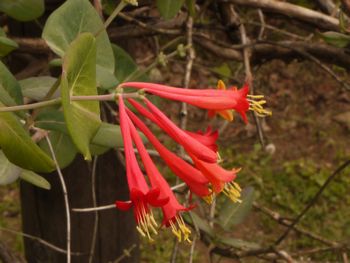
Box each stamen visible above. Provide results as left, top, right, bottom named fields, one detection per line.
left=223, top=181, right=242, bottom=203
left=135, top=202, right=158, bottom=242
left=247, top=94, right=265, bottom=99
left=169, top=215, right=192, bottom=243
left=202, top=193, right=215, bottom=204
left=247, top=94, right=272, bottom=117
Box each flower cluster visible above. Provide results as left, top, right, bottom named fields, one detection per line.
left=115, top=81, right=271, bottom=242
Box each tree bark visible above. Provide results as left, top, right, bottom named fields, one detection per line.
left=20, top=150, right=139, bottom=263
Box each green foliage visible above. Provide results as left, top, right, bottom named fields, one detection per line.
left=156, top=0, right=185, bottom=19
left=0, top=102, right=55, bottom=173
left=0, top=28, right=18, bottom=57
left=38, top=131, right=77, bottom=169
left=61, top=32, right=101, bottom=161
left=19, top=170, right=51, bottom=190
left=42, top=0, right=116, bottom=88
left=0, top=150, right=21, bottom=185
left=0, top=0, right=44, bottom=21
left=19, top=76, right=58, bottom=101
left=320, top=31, right=350, bottom=48
left=218, top=187, right=255, bottom=230
left=0, top=61, right=23, bottom=106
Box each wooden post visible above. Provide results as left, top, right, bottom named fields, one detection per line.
left=20, top=151, right=139, bottom=263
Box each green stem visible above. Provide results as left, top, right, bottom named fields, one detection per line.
left=95, top=1, right=128, bottom=37
left=0, top=92, right=142, bottom=113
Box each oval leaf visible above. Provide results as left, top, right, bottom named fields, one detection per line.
left=42, top=0, right=115, bottom=88
left=0, top=36, right=18, bottom=57
left=20, top=76, right=59, bottom=101
left=0, top=0, right=44, bottom=21
left=92, top=123, right=123, bottom=148
left=0, top=103, right=55, bottom=172
left=0, top=61, right=23, bottom=106
left=219, top=186, right=255, bottom=230
left=20, top=170, right=51, bottom=190
left=39, top=131, right=77, bottom=169
left=0, top=150, right=21, bottom=185
left=61, top=33, right=101, bottom=161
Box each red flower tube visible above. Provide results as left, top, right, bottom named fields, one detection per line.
left=127, top=113, right=192, bottom=242
left=126, top=107, right=210, bottom=197
left=115, top=96, right=168, bottom=241
left=128, top=98, right=218, bottom=163
left=120, top=81, right=271, bottom=123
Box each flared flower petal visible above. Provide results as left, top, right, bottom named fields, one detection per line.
left=190, top=154, right=242, bottom=203
left=127, top=111, right=193, bottom=242
left=185, top=127, right=219, bottom=152
left=116, top=96, right=166, bottom=241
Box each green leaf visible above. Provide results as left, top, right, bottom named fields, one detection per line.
left=0, top=61, right=23, bottom=106
left=157, top=0, right=185, bottom=19
left=61, top=33, right=101, bottom=161
left=0, top=150, right=21, bottom=185
left=20, top=170, right=51, bottom=190
left=320, top=31, right=350, bottom=48
left=0, top=103, right=55, bottom=172
left=217, top=236, right=260, bottom=250
left=92, top=122, right=123, bottom=148
left=19, top=76, right=58, bottom=101
left=113, top=44, right=138, bottom=82
left=219, top=187, right=255, bottom=230
left=42, top=0, right=115, bottom=88
left=0, top=36, right=18, bottom=57
left=188, top=212, right=214, bottom=237
left=39, top=131, right=77, bottom=169
left=35, top=110, right=67, bottom=134
left=0, top=0, right=44, bottom=21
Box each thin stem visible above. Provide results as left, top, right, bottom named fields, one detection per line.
left=0, top=92, right=141, bottom=113
left=0, top=226, right=82, bottom=256
left=72, top=183, right=186, bottom=212
left=95, top=1, right=127, bottom=37
left=274, top=159, right=350, bottom=246
left=88, top=156, right=99, bottom=263
left=45, top=136, right=71, bottom=263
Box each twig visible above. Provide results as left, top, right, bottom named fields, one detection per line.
left=88, top=156, right=99, bottom=263
left=257, top=9, right=266, bottom=40
left=72, top=183, right=187, bottom=212
left=274, top=159, right=350, bottom=246
left=221, top=0, right=339, bottom=31
left=188, top=234, right=197, bottom=263
left=239, top=19, right=266, bottom=148
left=253, top=202, right=341, bottom=247
left=261, top=40, right=350, bottom=91
left=114, top=244, right=137, bottom=263
left=45, top=136, right=71, bottom=263
left=0, top=92, right=142, bottom=113
left=0, top=226, right=82, bottom=256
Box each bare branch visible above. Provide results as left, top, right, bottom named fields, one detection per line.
left=221, top=0, right=339, bottom=31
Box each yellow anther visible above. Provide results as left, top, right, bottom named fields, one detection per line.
left=203, top=192, right=215, bottom=204
left=248, top=95, right=272, bottom=117
left=247, top=94, right=265, bottom=99
left=135, top=204, right=159, bottom=242
left=223, top=181, right=242, bottom=203
left=169, top=215, right=192, bottom=243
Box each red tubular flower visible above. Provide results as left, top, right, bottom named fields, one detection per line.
left=128, top=98, right=218, bottom=163
left=190, top=154, right=242, bottom=202
left=185, top=127, right=219, bottom=153
left=126, top=107, right=210, bottom=197
left=115, top=96, right=168, bottom=241
left=127, top=112, right=192, bottom=242
left=120, top=81, right=271, bottom=123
